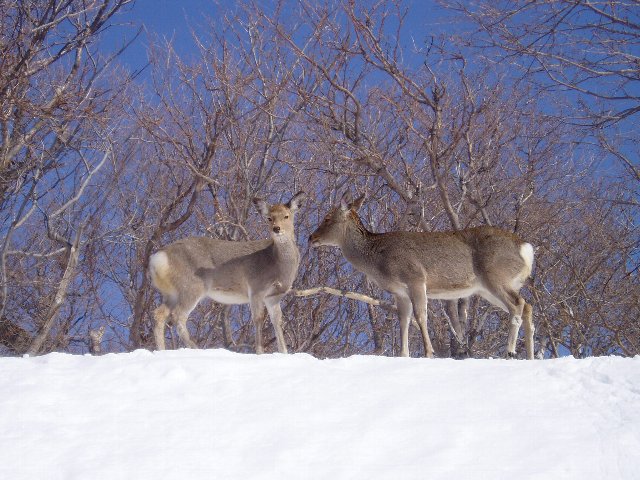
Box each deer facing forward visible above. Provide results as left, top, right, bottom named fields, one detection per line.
left=309, top=195, right=535, bottom=359
left=149, top=191, right=305, bottom=353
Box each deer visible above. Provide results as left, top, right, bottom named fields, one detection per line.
left=149, top=191, right=306, bottom=353
left=309, top=194, right=535, bottom=359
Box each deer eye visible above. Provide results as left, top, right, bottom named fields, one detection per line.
left=284, top=215, right=289, bottom=219
left=267, top=217, right=272, bottom=222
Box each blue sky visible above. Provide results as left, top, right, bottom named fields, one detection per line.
left=103, top=0, right=454, bottom=76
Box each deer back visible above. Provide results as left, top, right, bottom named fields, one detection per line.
left=149, top=237, right=272, bottom=301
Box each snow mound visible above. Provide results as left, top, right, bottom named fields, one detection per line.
left=1, top=350, right=639, bottom=479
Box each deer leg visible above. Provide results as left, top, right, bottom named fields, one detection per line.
left=251, top=298, right=267, bottom=354
left=409, top=284, right=435, bottom=359
left=174, top=310, right=198, bottom=349
left=265, top=298, right=288, bottom=354
left=484, top=287, right=525, bottom=358
left=522, top=302, right=535, bottom=359
left=506, top=315, right=523, bottom=357
left=505, top=293, right=526, bottom=358
left=153, top=304, right=171, bottom=351
left=395, top=295, right=412, bottom=357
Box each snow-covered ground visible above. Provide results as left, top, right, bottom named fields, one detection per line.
left=1, top=350, right=639, bottom=480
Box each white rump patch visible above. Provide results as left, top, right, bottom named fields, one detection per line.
left=149, top=251, right=174, bottom=295
left=149, top=251, right=170, bottom=277
left=520, top=243, right=534, bottom=276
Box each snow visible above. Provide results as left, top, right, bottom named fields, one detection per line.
left=1, top=350, right=639, bottom=479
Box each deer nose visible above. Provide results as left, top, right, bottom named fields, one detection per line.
left=273, top=226, right=281, bottom=234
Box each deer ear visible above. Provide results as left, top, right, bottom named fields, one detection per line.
left=253, top=197, right=270, bottom=217
left=350, top=194, right=366, bottom=211
left=286, top=191, right=306, bottom=213
left=340, top=196, right=350, bottom=212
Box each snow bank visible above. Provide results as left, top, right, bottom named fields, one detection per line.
left=1, top=350, right=639, bottom=479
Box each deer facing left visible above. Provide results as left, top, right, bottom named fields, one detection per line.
left=149, top=191, right=306, bottom=353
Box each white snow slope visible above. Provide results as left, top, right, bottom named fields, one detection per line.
left=1, top=350, right=639, bottom=480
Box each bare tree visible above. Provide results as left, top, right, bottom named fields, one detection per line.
left=0, top=0, right=135, bottom=354
left=120, top=9, right=313, bottom=350
left=445, top=0, right=640, bottom=126
left=248, top=0, right=562, bottom=357
left=444, top=0, right=639, bottom=212
left=3, top=0, right=636, bottom=359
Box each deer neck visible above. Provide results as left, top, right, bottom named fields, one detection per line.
left=270, top=233, right=300, bottom=266
left=340, top=215, right=375, bottom=267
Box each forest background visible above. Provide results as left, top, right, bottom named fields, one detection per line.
left=1, top=0, right=638, bottom=358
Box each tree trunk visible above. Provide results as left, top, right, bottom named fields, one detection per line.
left=28, top=233, right=81, bottom=355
